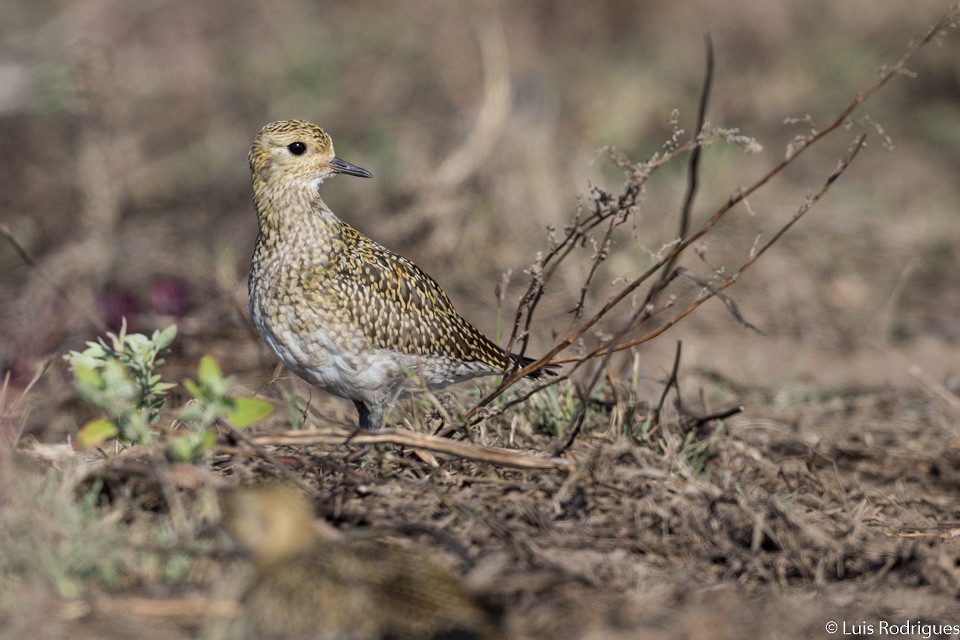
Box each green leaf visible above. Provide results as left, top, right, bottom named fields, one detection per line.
left=121, top=411, right=154, bottom=444
left=155, top=325, right=178, bottom=350
left=178, top=401, right=204, bottom=422
left=71, top=364, right=103, bottom=390
left=225, top=396, right=275, bottom=428
left=197, top=355, right=223, bottom=387
left=101, top=361, right=137, bottom=401
left=199, top=428, right=217, bottom=452
left=126, top=333, right=148, bottom=352
left=168, top=429, right=216, bottom=461
left=182, top=378, right=203, bottom=400
left=76, top=418, right=118, bottom=449
left=168, top=434, right=194, bottom=461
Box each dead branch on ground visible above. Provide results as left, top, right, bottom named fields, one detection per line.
left=245, top=427, right=574, bottom=472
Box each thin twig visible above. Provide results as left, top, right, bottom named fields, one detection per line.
left=470, top=0, right=949, bottom=407
left=572, top=213, right=621, bottom=319
left=218, top=421, right=322, bottom=498
left=567, top=134, right=869, bottom=360
left=693, top=404, right=744, bottom=427
left=246, top=427, right=574, bottom=472
left=651, top=341, right=683, bottom=430
left=474, top=133, right=868, bottom=427
left=0, top=224, right=107, bottom=332
left=0, top=357, right=55, bottom=448
left=553, top=406, right=586, bottom=458
left=659, top=34, right=714, bottom=283
left=674, top=267, right=763, bottom=334
left=501, top=142, right=696, bottom=360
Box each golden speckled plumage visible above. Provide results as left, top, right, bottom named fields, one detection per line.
left=247, top=119, right=544, bottom=429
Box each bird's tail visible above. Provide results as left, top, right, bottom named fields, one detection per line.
left=511, top=354, right=560, bottom=379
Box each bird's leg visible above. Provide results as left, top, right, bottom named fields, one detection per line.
left=354, top=401, right=371, bottom=429
left=354, top=401, right=383, bottom=430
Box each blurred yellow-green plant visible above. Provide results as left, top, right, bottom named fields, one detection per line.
left=0, top=471, right=126, bottom=600
left=64, top=322, right=274, bottom=460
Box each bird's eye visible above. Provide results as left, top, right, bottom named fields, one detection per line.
left=287, top=142, right=307, bottom=155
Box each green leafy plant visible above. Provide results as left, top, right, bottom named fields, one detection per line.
left=175, top=355, right=274, bottom=460
left=64, top=322, right=274, bottom=460
left=64, top=321, right=177, bottom=447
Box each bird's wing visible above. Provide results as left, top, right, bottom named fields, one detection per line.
left=337, top=232, right=512, bottom=369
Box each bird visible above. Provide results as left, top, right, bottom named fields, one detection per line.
left=247, top=119, right=552, bottom=430
left=221, top=484, right=501, bottom=640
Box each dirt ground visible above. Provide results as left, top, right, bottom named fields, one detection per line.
left=6, top=380, right=960, bottom=639
left=2, top=1, right=960, bottom=639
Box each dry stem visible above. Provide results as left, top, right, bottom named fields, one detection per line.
left=246, top=427, right=574, bottom=472
left=467, top=4, right=959, bottom=422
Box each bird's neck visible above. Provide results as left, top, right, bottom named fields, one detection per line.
left=251, top=176, right=342, bottom=241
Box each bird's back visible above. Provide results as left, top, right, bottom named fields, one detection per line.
left=331, top=223, right=516, bottom=374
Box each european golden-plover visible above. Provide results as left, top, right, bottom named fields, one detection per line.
left=248, top=119, right=549, bottom=429
left=222, top=485, right=500, bottom=640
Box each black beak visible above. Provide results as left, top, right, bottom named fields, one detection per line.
left=329, top=156, right=373, bottom=179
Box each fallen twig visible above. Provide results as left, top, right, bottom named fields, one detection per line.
left=245, top=427, right=574, bottom=472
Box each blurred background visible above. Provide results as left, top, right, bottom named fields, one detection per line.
left=2, top=0, right=958, bottom=437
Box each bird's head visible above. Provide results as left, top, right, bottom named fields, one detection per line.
left=249, top=119, right=372, bottom=189
left=221, top=484, right=320, bottom=566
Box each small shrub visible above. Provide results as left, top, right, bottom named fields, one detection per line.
left=64, top=322, right=274, bottom=460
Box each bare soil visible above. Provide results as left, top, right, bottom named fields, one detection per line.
left=8, top=372, right=960, bottom=639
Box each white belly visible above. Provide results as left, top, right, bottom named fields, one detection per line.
left=250, top=286, right=496, bottom=407
left=258, top=323, right=494, bottom=405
